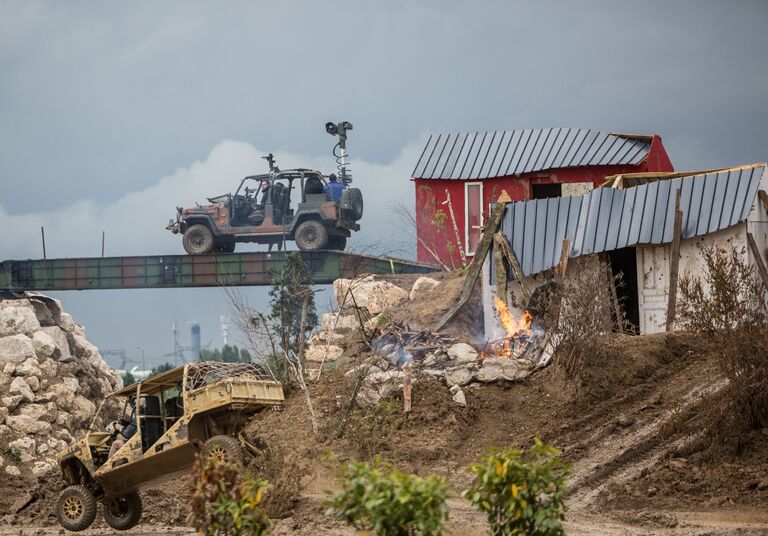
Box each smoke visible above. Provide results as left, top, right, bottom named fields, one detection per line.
left=0, top=138, right=425, bottom=260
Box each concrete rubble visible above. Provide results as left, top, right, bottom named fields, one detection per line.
left=0, top=294, right=121, bottom=481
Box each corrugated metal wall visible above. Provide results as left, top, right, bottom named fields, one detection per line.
left=491, top=165, right=766, bottom=282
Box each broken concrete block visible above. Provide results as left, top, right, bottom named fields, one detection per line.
left=451, top=387, right=467, bottom=407
left=448, top=343, right=478, bottom=364
left=501, top=360, right=533, bottom=381
left=476, top=362, right=503, bottom=382
left=305, top=344, right=344, bottom=363
left=334, top=277, right=408, bottom=315
left=356, top=387, right=382, bottom=408
left=445, top=367, right=474, bottom=387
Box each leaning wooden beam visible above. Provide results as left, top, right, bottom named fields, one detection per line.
left=758, top=190, right=768, bottom=216
left=556, top=238, right=571, bottom=281
left=493, top=232, right=530, bottom=302
left=493, top=246, right=508, bottom=303
left=665, top=189, right=683, bottom=332
left=747, top=232, right=768, bottom=288
left=435, top=200, right=509, bottom=331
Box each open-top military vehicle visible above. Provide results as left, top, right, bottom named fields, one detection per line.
left=55, top=361, right=284, bottom=532
left=167, top=121, right=363, bottom=254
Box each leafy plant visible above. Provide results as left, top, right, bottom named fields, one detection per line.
left=430, top=209, right=447, bottom=231
left=325, top=457, right=450, bottom=536
left=188, top=454, right=271, bottom=536
left=463, top=439, right=569, bottom=536
left=3, top=446, right=22, bottom=463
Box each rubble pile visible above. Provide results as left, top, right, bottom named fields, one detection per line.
left=305, top=273, right=548, bottom=408
left=0, top=294, right=121, bottom=480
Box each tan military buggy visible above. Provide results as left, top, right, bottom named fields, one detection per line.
left=55, top=361, right=284, bottom=531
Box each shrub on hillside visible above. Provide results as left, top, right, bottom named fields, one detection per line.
left=188, top=455, right=271, bottom=536
left=325, top=457, right=450, bottom=536
left=463, top=439, right=569, bottom=536
left=678, top=244, right=768, bottom=447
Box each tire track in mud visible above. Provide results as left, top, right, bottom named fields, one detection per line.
left=566, top=378, right=726, bottom=509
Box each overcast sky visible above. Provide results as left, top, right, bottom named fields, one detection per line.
left=2, top=0, right=767, bottom=369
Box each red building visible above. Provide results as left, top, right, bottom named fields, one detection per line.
left=412, top=128, right=674, bottom=267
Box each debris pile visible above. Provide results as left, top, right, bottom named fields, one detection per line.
left=0, top=294, right=121, bottom=481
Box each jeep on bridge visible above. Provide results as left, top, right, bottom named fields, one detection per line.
left=168, top=122, right=363, bottom=254
left=167, top=165, right=363, bottom=254
left=55, top=361, right=284, bottom=532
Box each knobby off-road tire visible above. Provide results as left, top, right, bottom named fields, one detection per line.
left=294, top=220, right=328, bottom=251
left=216, top=240, right=236, bottom=253
left=182, top=224, right=215, bottom=255
left=102, top=491, right=142, bottom=531
left=56, top=485, right=97, bottom=532
left=203, top=435, right=245, bottom=466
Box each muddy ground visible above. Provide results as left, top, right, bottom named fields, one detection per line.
left=3, top=332, right=768, bottom=534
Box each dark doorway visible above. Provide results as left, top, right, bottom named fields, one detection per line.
left=608, top=247, right=640, bottom=333
left=531, top=183, right=562, bottom=199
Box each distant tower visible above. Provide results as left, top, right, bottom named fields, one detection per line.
left=220, top=315, right=230, bottom=346
left=190, top=323, right=201, bottom=361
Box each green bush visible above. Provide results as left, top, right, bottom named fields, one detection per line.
left=463, top=439, right=569, bottom=536
left=325, top=457, right=450, bottom=536
left=188, top=455, right=271, bottom=535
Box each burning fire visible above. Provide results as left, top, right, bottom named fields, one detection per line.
left=495, top=298, right=532, bottom=338
left=486, top=298, right=535, bottom=359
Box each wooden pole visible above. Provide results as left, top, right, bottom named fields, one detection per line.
left=604, top=257, right=623, bottom=333
left=747, top=232, right=768, bottom=288
left=556, top=238, right=571, bottom=281
left=40, top=227, right=47, bottom=260
left=758, top=190, right=768, bottom=216
left=665, top=189, right=683, bottom=332
left=101, top=231, right=105, bottom=258
left=435, top=200, right=508, bottom=331
left=443, top=189, right=467, bottom=268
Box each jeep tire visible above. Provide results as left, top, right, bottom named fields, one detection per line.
left=216, top=240, right=236, bottom=253
left=294, top=220, right=328, bottom=251
left=329, top=236, right=347, bottom=250
left=183, top=224, right=215, bottom=255
left=102, top=491, right=142, bottom=531
left=203, top=435, right=244, bottom=466
left=56, top=485, right=97, bottom=532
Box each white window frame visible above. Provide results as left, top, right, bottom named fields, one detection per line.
left=464, top=181, right=484, bottom=257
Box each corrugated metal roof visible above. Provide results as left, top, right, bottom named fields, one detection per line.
left=413, top=129, right=652, bottom=180
left=491, top=164, right=767, bottom=282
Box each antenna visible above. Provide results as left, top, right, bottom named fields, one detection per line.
left=325, top=121, right=354, bottom=186
left=261, top=153, right=279, bottom=173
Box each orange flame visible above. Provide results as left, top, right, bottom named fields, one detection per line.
left=495, top=298, right=532, bottom=338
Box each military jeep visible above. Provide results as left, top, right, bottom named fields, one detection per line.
left=167, top=163, right=364, bottom=255
left=55, top=361, right=284, bottom=532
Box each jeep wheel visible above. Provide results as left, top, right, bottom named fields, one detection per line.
left=216, top=240, right=236, bottom=253
left=294, top=220, right=328, bottom=251
left=56, top=485, right=97, bottom=532
left=329, top=236, right=347, bottom=250
left=203, top=435, right=244, bottom=466
left=102, top=491, right=142, bottom=531
left=183, top=224, right=215, bottom=255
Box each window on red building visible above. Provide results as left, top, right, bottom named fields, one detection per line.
left=465, top=182, right=483, bottom=256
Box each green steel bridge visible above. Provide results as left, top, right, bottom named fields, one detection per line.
left=0, top=251, right=439, bottom=292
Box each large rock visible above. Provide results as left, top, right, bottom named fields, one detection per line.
left=476, top=361, right=503, bottom=382
left=6, top=415, right=52, bottom=436
left=305, top=344, right=344, bottom=363
left=41, top=326, right=71, bottom=360
left=71, top=396, right=97, bottom=425
left=447, top=343, right=479, bottom=364
left=445, top=367, right=474, bottom=387
left=0, top=306, right=41, bottom=337
left=31, top=330, right=57, bottom=359
left=9, top=376, right=35, bottom=403
left=501, top=360, right=533, bottom=381
left=409, top=277, right=440, bottom=301
left=0, top=334, right=36, bottom=364
left=356, top=387, right=382, bottom=408
left=15, top=357, right=42, bottom=377
left=333, top=276, right=408, bottom=315
left=320, top=312, right=359, bottom=334
left=450, top=385, right=467, bottom=407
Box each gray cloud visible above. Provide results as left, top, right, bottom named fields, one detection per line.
left=2, top=0, right=767, bottom=366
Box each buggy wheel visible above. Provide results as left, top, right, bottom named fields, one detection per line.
left=56, top=485, right=97, bottom=532
left=102, top=491, right=142, bottom=531
left=294, top=220, right=328, bottom=251
left=182, top=224, right=215, bottom=255
left=203, top=435, right=244, bottom=466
